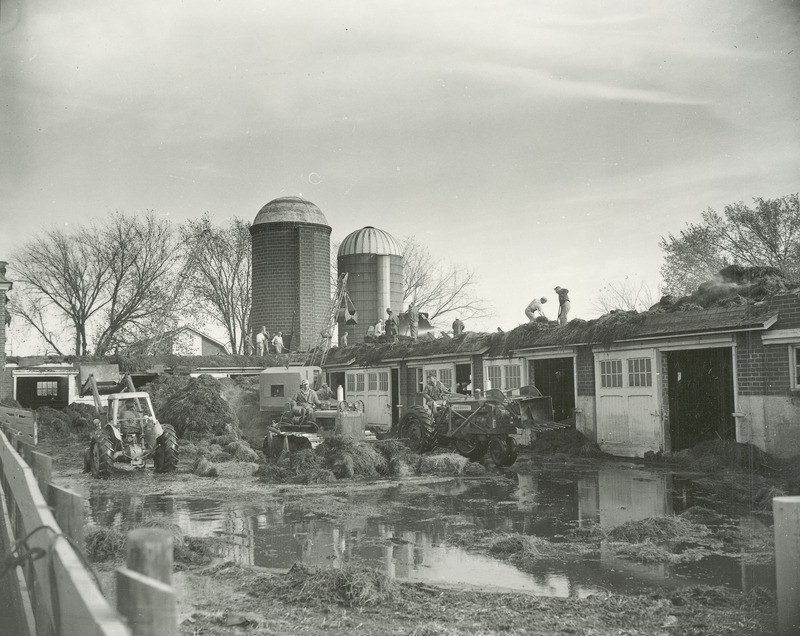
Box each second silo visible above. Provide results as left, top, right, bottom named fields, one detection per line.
left=337, top=227, right=403, bottom=343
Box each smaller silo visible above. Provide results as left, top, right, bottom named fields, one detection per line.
left=337, top=227, right=403, bottom=343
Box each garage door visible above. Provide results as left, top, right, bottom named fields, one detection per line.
left=595, top=349, right=663, bottom=457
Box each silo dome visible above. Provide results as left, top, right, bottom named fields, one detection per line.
left=253, top=196, right=329, bottom=226
left=338, top=226, right=402, bottom=257
left=337, top=227, right=404, bottom=344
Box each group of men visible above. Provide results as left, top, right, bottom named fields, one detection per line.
left=255, top=326, right=285, bottom=356
left=290, top=378, right=335, bottom=421
left=525, top=286, right=570, bottom=326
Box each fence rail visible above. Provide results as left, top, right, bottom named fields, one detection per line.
left=0, top=407, right=177, bottom=635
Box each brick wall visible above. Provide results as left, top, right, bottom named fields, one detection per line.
left=576, top=345, right=595, bottom=396
left=768, top=293, right=800, bottom=330
left=251, top=222, right=331, bottom=350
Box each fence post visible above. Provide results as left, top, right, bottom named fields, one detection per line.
left=47, top=484, right=84, bottom=556
left=28, top=451, right=52, bottom=499
left=773, top=496, right=800, bottom=636
left=116, top=528, right=177, bottom=636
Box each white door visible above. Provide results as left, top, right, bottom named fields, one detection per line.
left=595, top=349, right=663, bottom=457
left=346, top=368, right=392, bottom=427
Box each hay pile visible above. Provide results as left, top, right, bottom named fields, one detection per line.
left=419, top=452, right=470, bottom=475
left=606, top=516, right=701, bottom=543
left=530, top=429, right=605, bottom=458
left=145, top=374, right=239, bottom=440
left=316, top=436, right=387, bottom=478
left=35, top=407, right=76, bottom=440
left=373, top=440, right=422, bottom=477
left=85, top=518, right=218, bottom=565
left=667, top=440, right=773, bottom=472
left=268, top=562, right=396, bottom=609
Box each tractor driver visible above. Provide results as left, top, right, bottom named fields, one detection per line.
left=291, top=379, right=323, bottom=422
left=423, top=374, right=447, bottom=415
left=120, top=400, right=138, bottom=424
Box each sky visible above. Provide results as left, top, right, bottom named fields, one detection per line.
left=1, top=0, right=799, bottom=352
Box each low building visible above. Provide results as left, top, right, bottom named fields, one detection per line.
left=324, top=288, right=800, bottom=459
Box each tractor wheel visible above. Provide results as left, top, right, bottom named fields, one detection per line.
left=454, top=438, right=488, bottom=460
left=90, top=430, right=114, bottom=479
left=398, top=406, right=437, bottom=453
left=488, top=436, right=518, bottom=467
left=154, top=424, right=179, bottom=473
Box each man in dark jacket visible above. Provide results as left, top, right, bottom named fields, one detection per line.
left=554, top=286, right=570, bottom=326
left=385, top=308, right=399, bottom=343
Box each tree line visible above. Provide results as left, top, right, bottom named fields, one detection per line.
left=10, top=213, right=486, bottom=355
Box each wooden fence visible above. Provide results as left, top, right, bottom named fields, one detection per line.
left=0, top=405, right=177, bottom=636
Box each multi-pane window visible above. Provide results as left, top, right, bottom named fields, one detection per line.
left=347, top=374, right=356, bottom=392
left=356, top=373, right=364, bottom=392
left=628, top=358, right=652, bottom=387
left=793, top=346, right=800, bottom=389
left=600, top=360, right=623, bottom=388
left=438, top=369, right=453, bottom=391
left=36, top=381, right=58, bottom=397
left=487, top=366, right=502, bottom=390
left=379, top=371, right=389, bottom=392
left=504, top=365, right=521, bottom=390
left=368, top=372, right=378, bottom=391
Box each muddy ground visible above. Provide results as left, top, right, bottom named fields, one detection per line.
left=40, top=436, right=780, bottom=635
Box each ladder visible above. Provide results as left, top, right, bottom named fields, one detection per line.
left=311, top=273, right=351, bottom=368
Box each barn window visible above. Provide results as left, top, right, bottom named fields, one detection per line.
left=37, top=381, right=58, bottom=397
left=628, top=358, right=652, bottom=387
left=600, top=360, right=622, bottom=388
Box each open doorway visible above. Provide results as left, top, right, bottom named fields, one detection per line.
left=667, top=348, right=734, bottom=451
left=455, top=363, right=472, bottom=395
left=531, top=358, right=575, bottom=421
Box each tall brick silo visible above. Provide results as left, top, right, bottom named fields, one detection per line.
left=337, top=226, right=403, bottom=343
left=250, top=197, right=331, bottom=351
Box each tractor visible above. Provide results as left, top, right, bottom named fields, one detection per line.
left=262, top=399, right=367, bottom=461
left=393, top=387, right=551, bottom=467
left=80, top=365, right=178, bottom=478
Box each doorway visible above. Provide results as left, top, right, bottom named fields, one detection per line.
left=532, top=358, right=575, bottom=421
left=667, top=348, right=735, bottom=451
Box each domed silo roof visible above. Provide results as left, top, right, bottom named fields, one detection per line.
left=338, top=226, right=402, bottom=257
left=253, top=196, right=329, bottom=226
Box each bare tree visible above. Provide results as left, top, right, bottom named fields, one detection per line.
left=12, top=212, right=185, bottom=355
left=593, top=276, right=656, bottom=314
left=400, top=236, right=487, bottom=323
left=660, top=193, right=800, bottom=295
left=92, top=213, right=187, bottom=355
left=181, top=215, right=252, bottom=354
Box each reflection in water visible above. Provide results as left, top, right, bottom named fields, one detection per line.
left=86, top=465, right=774, bottom=597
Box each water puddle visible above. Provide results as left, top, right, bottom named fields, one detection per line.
left=87, top=465, right=774, bottom=597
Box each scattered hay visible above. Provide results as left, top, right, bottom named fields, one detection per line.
left=679, top=506, right=726, bottom=525
left=410, top=623, right=460, bottom=636
left=61, top=403, right=99, bottom=430
left=290, top=449, right=325, bottom=473
left=610, top=540, right=674, bottom=564
left=85, top=528, right=126, bottom=561
left=192, top=456, right=219, bottom=478
left=255, top=463, right=291, bottom=483
left=419, top=452, right=469, bottom=475
left=463, top=462, right=487, bottom=476
left=224, top=440, right=259, bottom=462
left=209, top=451, right=234, bottom=463
left=279, top=562, right=396, bottom=609
left=211, top=433, right=240, bottom=446
left=215, top=462, right=260, bottom=479
left=373, top=440, right=422, bottom=477
left=288, top=468, right=337, bottom=484
left=607, top=516, right=706, bottom=543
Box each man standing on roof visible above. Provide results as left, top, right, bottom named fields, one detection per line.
left=407, top=302, right=420, bottom=341
left=255, top=326, right=268, bottom=356
left=554, top=287, right=570, bottom=326
left=271, top=331, right=284, bottom=353
left=525, top=297, right=547, bottom=322
left=452, top=316, right=465, bottom=336
left=385, top=308, right=398, bottom=343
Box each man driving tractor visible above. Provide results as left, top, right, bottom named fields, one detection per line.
left=291, top=379, right=323, bottom=422
left=423, top=373, right=448, bottom=415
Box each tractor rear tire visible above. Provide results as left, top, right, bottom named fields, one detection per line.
left=488, top=436, right=518, bottom=467
left=154, top=424, right=179, bottom=473
left=91, top=430, right=114, bottom=479
left=398, top=406, right=437, bottom=453
left=454, top=438, right=488, bottom=460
